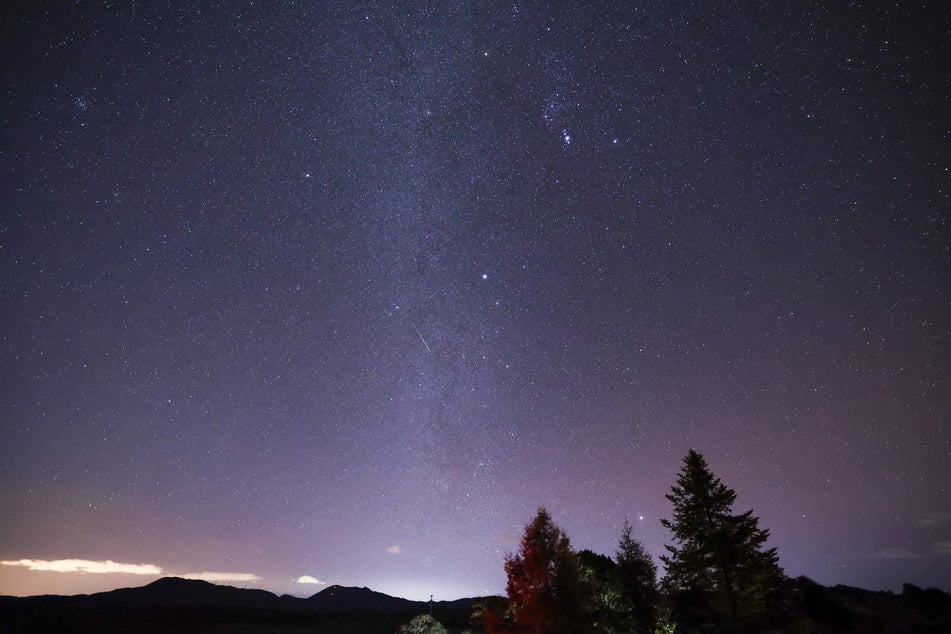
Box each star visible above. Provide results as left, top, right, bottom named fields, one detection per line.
left=2, top=0, right=946, bottom=604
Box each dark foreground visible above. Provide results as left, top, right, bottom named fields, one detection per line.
left=0, top=578, right=476, bottom=634
left=1, top=576, right=950, bottom=633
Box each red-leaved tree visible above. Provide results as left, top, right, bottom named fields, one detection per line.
left=492, top=507, right=580, bottom=634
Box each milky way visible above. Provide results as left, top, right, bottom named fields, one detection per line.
left=1, top=1, right=949, bottom=600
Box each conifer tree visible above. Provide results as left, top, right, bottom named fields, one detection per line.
left=616, top=519, right=658, bottom=634
left=501, top=507, right=580, bottom=634
left=661, top=449, right=784, bottom=631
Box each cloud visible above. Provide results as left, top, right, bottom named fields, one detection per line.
left=0, top=559, right=262, bottom=585
left=866, top=548, right=920, bottom=560
left=296, top=575, right=326, bottom=585
left=933, top=542, right=951, bottom=555
left=180, top=572, right=261, bottom=582
left=0, top=559, right=162, bottom=575
left=386, top=545, right=401, bottom=555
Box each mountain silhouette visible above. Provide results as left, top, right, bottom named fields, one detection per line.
left=0, top=577, right=480, bottom=633
left=307, top=584, right=418, bottom=613
left=0, top=576, right=473, bottom=614
left=4, top=576, right=951, bottom=633
left=0, top=577, right=285, bottom=610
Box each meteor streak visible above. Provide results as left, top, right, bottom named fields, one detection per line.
left=411, top=321, right=432, bottom=353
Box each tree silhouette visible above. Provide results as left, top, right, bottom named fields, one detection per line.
left=577, top=549, right=622, bottom=632
left=399, top=613, right=447, bottom=634
left=661, top=449, right=785, bottom=632
left=497, top=507, right=580, bottom=634
left=616, top=519, right=659, bottom=633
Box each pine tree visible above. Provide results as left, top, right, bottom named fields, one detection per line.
left=616, top=519, right=659, bottom=634
left=500, top=507, right=580, bottom=634
left=661, top=449, right=785, bottom=631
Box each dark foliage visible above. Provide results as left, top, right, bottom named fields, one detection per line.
left=616, top=518, right=659, bottom=633
left=574, top=522, right=659, bottom=634
left=577, top=549, right=622, bottom=632
left=661, top=449, right=786, bottom=632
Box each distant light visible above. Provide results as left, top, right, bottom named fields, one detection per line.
left=638, top=515, right=644, bottom=521
left=481, top=273, right=488, bottom=280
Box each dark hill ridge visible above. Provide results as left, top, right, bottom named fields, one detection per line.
left=3, top=576, right=950, bottom=633
left=309, top=584, right=474, bottom=613
left=0, top=577, right=481, bottom=634
left=795, top=577, right=951, bottom=633
left=0, top=576, right=475, bottom=614
left=0, top=577, right=288, bottom=610
left=98, top=576, right=287, bottom=609
left=308, top=584, right=420, bottom=613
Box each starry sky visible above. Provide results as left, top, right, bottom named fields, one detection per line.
left=1, top=1, right=949, bottom=601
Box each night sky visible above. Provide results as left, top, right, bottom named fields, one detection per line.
left=1, top=1, right=949, bottom=601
